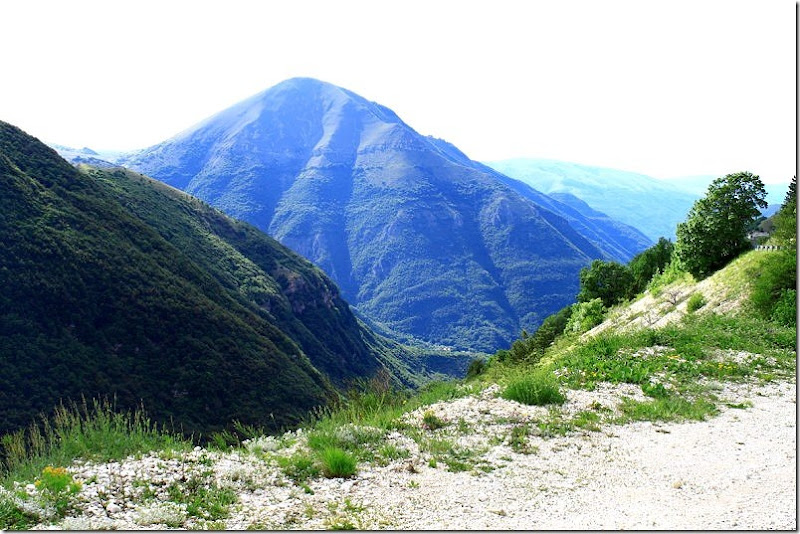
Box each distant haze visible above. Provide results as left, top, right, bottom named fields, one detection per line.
left=0, top=0, right=793, bottom=184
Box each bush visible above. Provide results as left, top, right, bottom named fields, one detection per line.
left=648, top=259, right=689, bottom=295
left=686, top=293, right=706, bottom=312
left=501, top=370, right=565, bottom=406
left=506, top=305, right=573, bottom=364
left=319, top=447, right=357, bottom=478
left=771, top=289, right=797, bottom=327
left=565, top=298, right=606, bottom=334
left=465, top=358, right=486, bottom=379
left=749, top=249, right=796, bottom=324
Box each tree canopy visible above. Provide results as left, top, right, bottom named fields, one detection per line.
left=628, top=237, right=674, bottom=293
left=675, top=171, right=767, bottom=279
left=577, top=259, right=634, bottom=308
left=771, top=175, right=796, bottom=248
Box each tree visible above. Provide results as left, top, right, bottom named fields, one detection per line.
left=628, top=237, right=674, bottom=293
left=675, top=171, right=767, bottom=279
left=771, top=176, right=796, bottom=248
left=577, top=259, right=634, bottom=308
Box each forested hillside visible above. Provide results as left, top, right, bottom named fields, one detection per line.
left=0, top=121, right=423, bottom=437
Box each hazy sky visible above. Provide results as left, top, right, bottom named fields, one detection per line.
left=0, top=0, right=794, bottom=183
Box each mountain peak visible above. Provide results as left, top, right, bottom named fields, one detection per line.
left=122, top=82, right=650, bottom=351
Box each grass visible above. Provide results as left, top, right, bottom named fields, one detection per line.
left=422, top=411, right=447, bottom=430
left=0, top=398, right=190, bottom=489
left=319, top=448, right=357, bottom=478
left=686, top=292, right=706, bottom=312
left=0, top=249, right=794, bottom=530
left=617, top=396, right=718, bottom=422
left=508, top=425, right=534, bottom=454
left=501, top=369, right=566, bottom=406
left=276, top=453, right=320, bottom=483
left=165, top=476, right=237, bottom=522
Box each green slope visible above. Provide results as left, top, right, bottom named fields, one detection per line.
left=0, top=121, right=418, bottom=437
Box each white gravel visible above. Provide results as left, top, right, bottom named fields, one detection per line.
left=372, top=380, right=796, bottom=530
left=22, top=378, right=795, bottom=530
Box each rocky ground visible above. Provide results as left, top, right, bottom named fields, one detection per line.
left=22, top=376, right=796, bottom=530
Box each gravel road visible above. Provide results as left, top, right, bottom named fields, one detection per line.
left=32, top=379, right=796, bottom=530
left=316, top=380, right=797, bottom=530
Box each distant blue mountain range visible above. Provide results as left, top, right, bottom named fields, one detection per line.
left=485, top=159, right=790, bottom=240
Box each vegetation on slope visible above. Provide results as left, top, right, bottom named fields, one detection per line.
left=0, top=120, right=455, bottom=441
left=1, top=168, right=794, bottom=529
left=0, top=121, right=343, bottom=437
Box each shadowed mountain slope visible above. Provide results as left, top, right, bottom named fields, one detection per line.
left=0, top=120, right=422, bottom=437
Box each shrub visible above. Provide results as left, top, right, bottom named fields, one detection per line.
left=319, top=447, right=357, bottom=478
left=465, top=358, right=486, bottom=379
left=629, top=238, right=674, bottom=293
left=505, top=306, right=573, bottom=364
left=565, top=298, right=605, bottom=334
left=771, top=289, right=797, bottom=327
left=501, top=370, right=565, bottom=406
left=421, top=411, right=447, bottom=431
left=648, top=259, right=689, bottom=295
left=686, top=293, right=706, bottom=312
left=749, top=249, right=796, bottom=324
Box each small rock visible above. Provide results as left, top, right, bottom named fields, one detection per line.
left=106, top=502, right=122, bottom=514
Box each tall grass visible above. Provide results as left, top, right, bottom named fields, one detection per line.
left=501, top=369, right=565, bottom=406
left=0, top=398, right=191, bottom=487
left=308, top=379, right=469, bottom=432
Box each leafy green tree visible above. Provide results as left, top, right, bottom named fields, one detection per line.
left=505, top=305, right=573, bottom=363
left=628, top=237, right=674, bottom=293
left=771, top=176, right=796, bottom=248
left=577, top=259, right=634, bottom=307
left=675, top=171, right=767, bottom=279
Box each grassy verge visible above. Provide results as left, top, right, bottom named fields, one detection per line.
left=0, top=399, right=191, bottom=529
left=1, top=399, right=191, bottom=486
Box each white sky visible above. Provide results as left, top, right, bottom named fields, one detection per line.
left=0, top=0, right=795, bottom=183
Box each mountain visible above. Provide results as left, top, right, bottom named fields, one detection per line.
left=0, top=120, right=428, bottom=437
left=424, top=140, right=652, bottom=261
left=119, top=77, right=649, bottom=352
left=484, top=158, right=700, bottom=241
left=49, top=144, right=121, bottom=168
